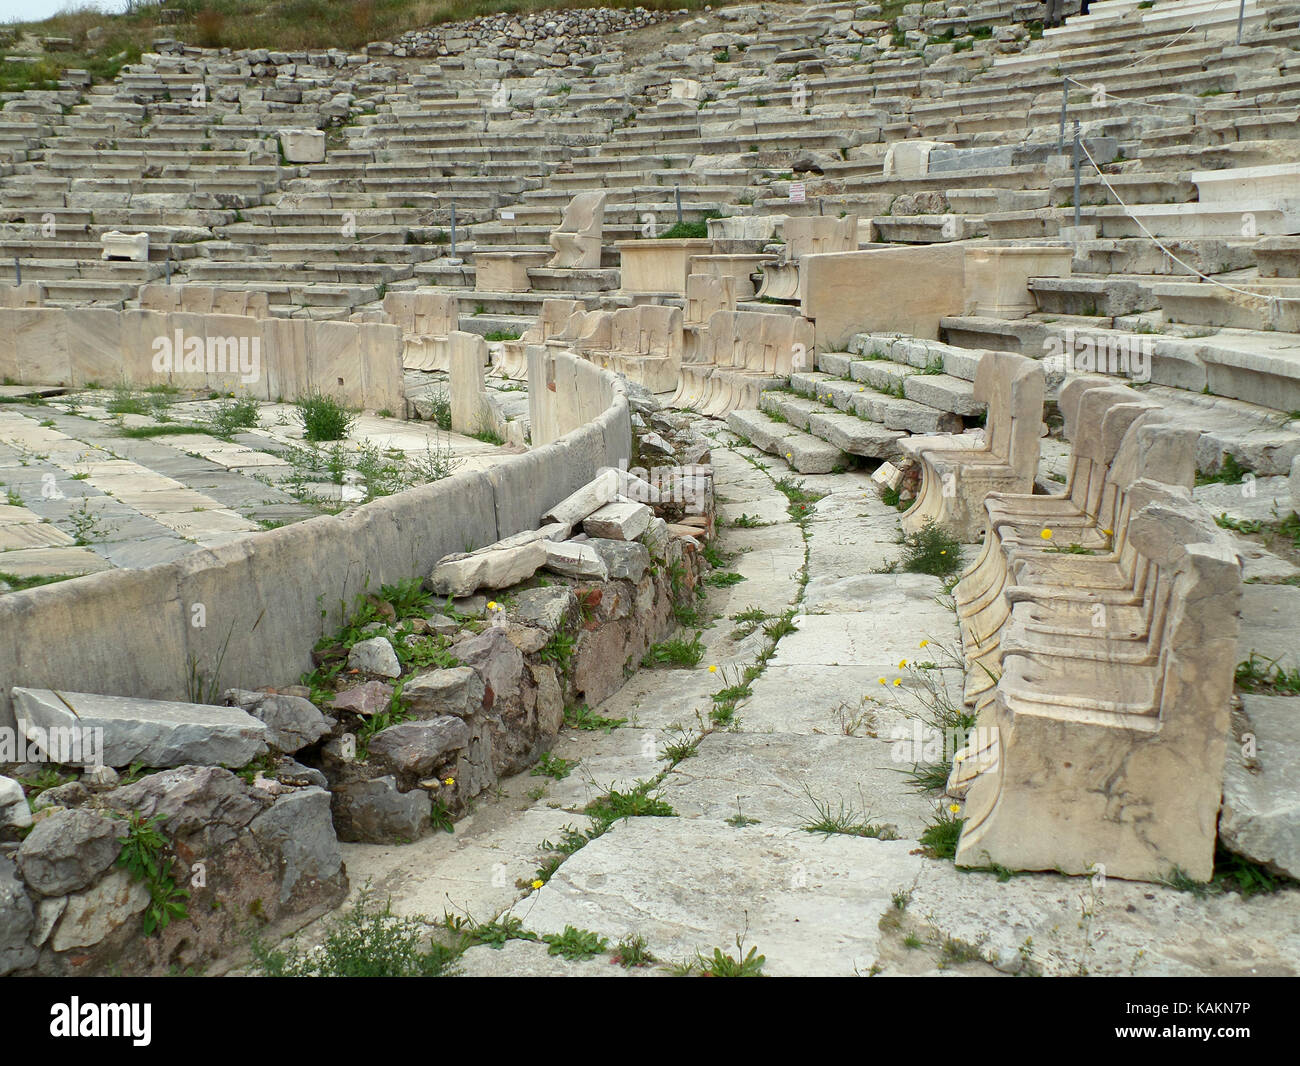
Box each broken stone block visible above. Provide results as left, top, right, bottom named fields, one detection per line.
left=100, top=230, right=148, bottom=262
left=278, top=128, right=325, bottom=162
left=347, top=636, right=401, bottom=678
left=543, top=539, right=609, bottom=581
left=403, top=666, right=484, bottom=718
left=428, top=538, right=547, bottom=597
left=16, top=808, right=122, bottom=896
left=11, top=688, right=267, bottom=770
left=332, top=776, right=430, bottom=843
left=508, top=586, right=577, bottom=633
left=542, top=468, right=622, bottom=526
left=1220, top=694, right=1300, bottom=879
left=583, top=501, right=652, bottom=541
left=367, top=717, right=472, bottom=776
left=589, top=538, right=651, bottom=582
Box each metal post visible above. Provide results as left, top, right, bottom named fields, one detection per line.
left=1072, top=120, right=1082, bottom=231
left=450, top=200, right=457, bottom=261
left=1236, top=0, right=1246, bottom=44
left=1058, top=76, right=1069, bottom=152
left=13, top=257, right=19, bottom=286
left=674, top=185, right=682, bottom=225
left=165, top=259, right=172, bottom=285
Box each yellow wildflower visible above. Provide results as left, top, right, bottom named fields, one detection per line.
left=531, top=879, right=544, bottom=890
left=1040, top=528, right=1053, bottom=540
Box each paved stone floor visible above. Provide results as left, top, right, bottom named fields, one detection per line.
left=290, top=419, right=1300, bottom=978
left=0, top=373, right=523, bottom=589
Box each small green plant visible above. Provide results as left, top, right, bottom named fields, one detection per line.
left=532, top=751, right=577, bottom=780
left=1195, top=453, right=1251, bottom=486
left=705, top=570, right=746, bottom=587
left=801, top=789, right=899, bottom=840
left=543, top=925, right=609, bottom=960
left=205, top=396, right=260, bottom=438
left=730, top=513, right=771, bottom=528
left=294, top=390, right=355, bottom=442
left=697, top=935, right=765, bottom=977
left=612, top=933, right=654, bottom=968
left=564, top=704, right=626, bottom=732
left=919, top=807, right=965, bottom=860
left=880, top=520, right=964, bottom=577
left=1235, top=651, right=1300, bottom=695
left=642, top=632, right=705, bottom=668
left=115, top=812, right=190, bottom=936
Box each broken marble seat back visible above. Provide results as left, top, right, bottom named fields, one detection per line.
left=100, top=230, right=148, bottom=262
left=138, top=283, right=270, bottom=318
left=380, top=289, right=459, bottom=372
left=678, top=272, right=736, bottom=371
left=959, top=406, right=1201, bottom=710
left=567, top=303, right=684, bottom=395
left=677, top=310, right=814, bottom=417
left=954, top=489, right=1243, bottom=884
left=497, top=297, right=585, bottom=379
left=546, top=190, right=606, bottom=270
left=0, top=282, right=45, bottom=308
left=756, top=214, right=859, bottom=301
left=899, top=350, right=1045, bottom=543
left=447, top=330, right=493, bottom=436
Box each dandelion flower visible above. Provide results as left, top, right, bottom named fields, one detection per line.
left=709, top=664, right=718, bottom=673
left=531, top=879, right=544, bottom=890
left=444, top=777, right=455, bottom=786
left=919, top=639, right=929, bottom=648
left=893, top=678, right=902, bottom=687
left=879, top=677, right=887, bottom=685
left=949, top=803, right=961, bottom=814
left=1040, top=528, right=1054, bottom=540
left=898, top=659, right=908, bottom=669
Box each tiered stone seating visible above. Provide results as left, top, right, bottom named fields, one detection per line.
left=682, top=310, right=815, bottom=416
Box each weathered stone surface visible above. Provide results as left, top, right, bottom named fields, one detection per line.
left=329, top=680, right=393, bottom=717
left=503, top=621, right=548, bottom=654
left=448, top=627, right=524, bottom=704
left=12, top=688, right=267, bottom=770
left=403, top=666, right=484, bottom=718
left=248, top=788, right=344, bottom=904
left=429, top=539, right=547, bottom=597
left=99, top=765, right=269, bottom=850
left=50, top=869, right=150, bottom=952
left=16, top=808, right=123, bottom=896
left=0, top=775, right=31, bottom=830
left=543, top=539, right=609, bottom=580
left=332, top=776, right=430, bottom=843
left=1221, top=694, right=1300, bottom=879
left=532, top=663, right=564, bottom=737
left=589, top=538, right=651, bottom=582
left=367, top=717, right=472, bottom=776
left=0, top=856, right=36, bottom=976
left=225, top=690, right=330, bottom=753
left=508, top=586, right=576, bottom=633
left=583, top=501, right=652, bottom=541
left=347, top=636, right=401, bottom=678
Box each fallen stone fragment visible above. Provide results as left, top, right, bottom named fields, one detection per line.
left=16, top=808, right=123, bottom=897
left=367, top=717, right=472, bottom=776
left=589, top=538, right=651, bottom=582
left=225, top=689, right=330, bottom=753
left=329, top=680, right=394, bottom=717
left=11, top=688, right=267, bottom=770
left=347, top=636, right=401, bottom=678
left=429, top=539, right=548, bottom=597
left=403, top=666, right=484, bottom=717
left=583, top=501, right=652, bottom=541
left=543, top=539, right=609, bottom=580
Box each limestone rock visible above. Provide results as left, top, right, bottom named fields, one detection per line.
left=347, top=636, right=401, bottom=678
left=16, top=808, right=123, bottom=897
left=329, top=680, right=394, bottom=717
left=0, top=856, right=36, bottom=976
left=403, top=666, right=484, bottom=717
left=0, top=776, right=31, bottom=831
left=589, top=538, right=651, bottom=582
left=99, top=766, right=269, bottom=851
left=50, top=869, right=150, bottom=952
left=1221, top=694, right=1300, bottom=879
left=11, top=688, right=267, bottom=770
left=508, top=586, right=577, bottom=633
left=332, top=776, right=430, bottom=843
left=543, top=540, right=609, bottom=581
left=248, top=788, right=344, bottom=904
left=367, top=717, right=472, bottom=776
left=583, top=501, right=652, bottom=541
left=225, top=690, right=330, bottom=753
left=449, top=628, right=524, bottom=704
left=429, top=539, right=547, bottom=597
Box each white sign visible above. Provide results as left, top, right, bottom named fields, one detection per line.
left=788, top=182, right=806, bottom=204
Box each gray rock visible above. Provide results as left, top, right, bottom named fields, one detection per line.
left=11, top=688, right=267, bottom=770
left=273, top=757, right=328, bottom=789
left=449, top=627, right=525, bottom=704
left=332, top=776, right=430, bottom=843
left=1221, top=694, right=1300, bottom=879
left=508, top=586, right=576, bottom=633
left=225, top=691, right=330, bottom=754
left=100, top=766, right=269, bottom=849
left=0, top=776, right=31, bottom=831
left=31, top=780, right=90, bottom=812
left=50, top=869, right=150, bottom=952
left=589, top=538, right=651, bottom=582
left=249, top=787, right=344, bottom=904
left=429, top=539, right=547, bottom=597
left=424, top=612, right=461, bottom=637
left=0, top=856, right=36, bottom=975
left=543, top=540, right=609, bottom=580
left=367, top=717, right=472, bottom=776
left=16, top=808, right=123, bottom=897
left=347, top=636, right=402, bottom=678
left=403, top=666, right=484, bottom=717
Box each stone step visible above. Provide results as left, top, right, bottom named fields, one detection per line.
left=758, top=389, right=906, bottom=458
left=725, top=407, right=850, bottom=474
